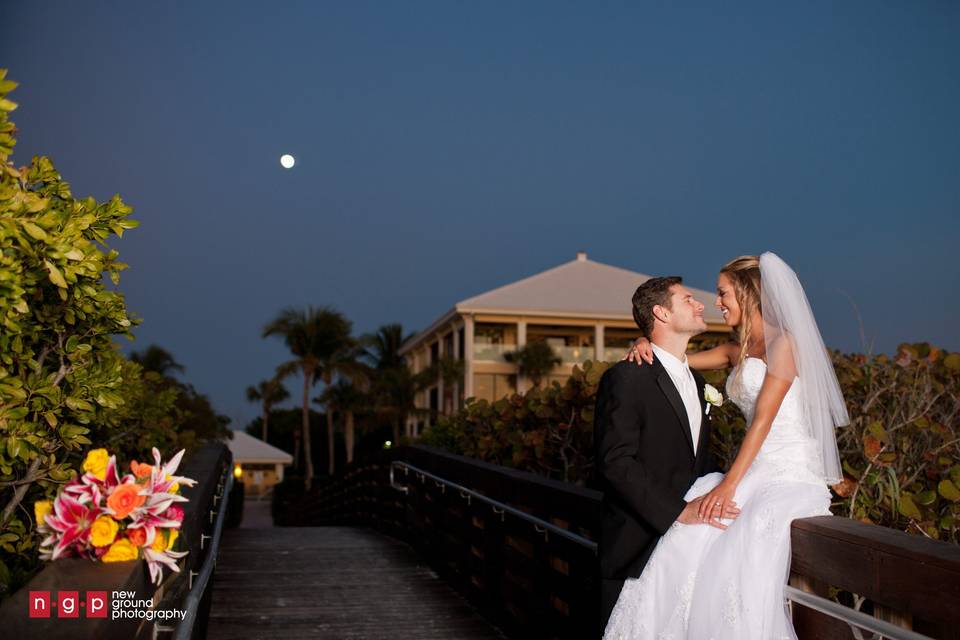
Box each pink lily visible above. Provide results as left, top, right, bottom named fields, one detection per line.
left=124, top=451, right=195, bottom=546
left=42, top=492, right=102, bottom=560
left=143, top=547, right=189, bottom=586
left=126, top=511, right=182, bottom=548
left=73, top=453, right=122, bottom=491
left=63, top=477, right=95, bottom=504
left=149, top=448, right=197, bottom=494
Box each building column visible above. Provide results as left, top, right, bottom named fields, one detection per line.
left=464, top=315, right=475, bottom=399
left=595, top=323, right=605, bottom=361
left=436, top=337, right=444, bottom=418
left=407, top=351, right=419, bottom=437
left=452, top=322, right=461, bottom=410
left=516, top=320, right=527, bottom=393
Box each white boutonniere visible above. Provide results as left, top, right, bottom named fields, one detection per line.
left=704, top=383, right=723, bottom=415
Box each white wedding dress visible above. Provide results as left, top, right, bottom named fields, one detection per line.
left=604, top=357, right=832, bottom=640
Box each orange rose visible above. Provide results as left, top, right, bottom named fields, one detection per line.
left=127, top=527, right=147, bottom=547
left=107, top=484, right=146, bottom=520
left=130, top=460, right=154, bottom=479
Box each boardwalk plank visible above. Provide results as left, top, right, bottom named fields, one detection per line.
left=207, top=526, right=505, bottom=640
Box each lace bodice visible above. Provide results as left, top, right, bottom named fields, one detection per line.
left=726, top=358, right=805, bottom=436
left=726, top=357, right=826, bottom=484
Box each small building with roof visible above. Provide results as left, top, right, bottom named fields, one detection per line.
left=225, top=431, right=293, bottom=496
left=398, top=252, right=728, bottom=436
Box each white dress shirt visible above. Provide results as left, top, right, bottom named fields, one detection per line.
left=651, top=342, right=702, bottom=455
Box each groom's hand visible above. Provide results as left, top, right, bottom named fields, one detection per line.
left=676, top=497, right=740, bottom=529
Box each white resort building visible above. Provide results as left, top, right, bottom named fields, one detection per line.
left=398, top=252, right=728, bottom=437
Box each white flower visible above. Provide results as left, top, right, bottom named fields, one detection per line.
left=704, top=384, right=723, bottom=415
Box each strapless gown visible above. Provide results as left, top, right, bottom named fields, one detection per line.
left=604, top=357, right=832, bottom=639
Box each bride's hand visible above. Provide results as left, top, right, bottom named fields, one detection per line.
left=697, top=481, right=739, bottom=523
left=622, top=336, right=654, bottom=365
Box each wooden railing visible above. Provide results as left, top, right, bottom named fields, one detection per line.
left=278, top=444, right=960, bottom=640
left=275, top=444, right=600, bottom=638
left=0, top=442, right=236, bottom=640
left=790, top=516, right=960, bottom=639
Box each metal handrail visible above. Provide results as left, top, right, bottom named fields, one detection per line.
left=154, top=464, right=233, bottom=640
left=389, top=460, right=597, bottom=552
left=390, top=459, right=935, bottom=640
left=785, top=586, right=933, bottom=640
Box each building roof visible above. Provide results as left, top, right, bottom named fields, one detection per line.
left=224, top=430, right=293, bottom=464
left=400, top=252, right=724, bottom=354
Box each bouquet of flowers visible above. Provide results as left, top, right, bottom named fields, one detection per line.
left=34, top=447, right=197, bottom=585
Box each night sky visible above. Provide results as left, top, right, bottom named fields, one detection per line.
left=3, top=1, right=958, bottom=429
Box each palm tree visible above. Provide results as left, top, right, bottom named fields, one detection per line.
left=435, top=354, right=465, bottom=389
left=361, top=324, right=427, bottom=442
left=263, top=306, right=355, bottom=489
left=130, top=345, right=185, bottom=377
left=373, top=366, right=428, bottom=443
left=362, top=323, right=409, bottom=371
left=416, top=354, right=465, bottom=421
left=316, top=379, right=368, bottom=465
left=316, top=342, right=369, bottom=474
left=245, top=376, right=290, bottom=443
left=504, top=341, right=562, bottom=388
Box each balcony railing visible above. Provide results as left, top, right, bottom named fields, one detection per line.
left=555, top=345, right=595, bottom=363
left=602, top=347, right=628, bottom=362
left=474, top=343, right=601, bottom=364
left=473, top=343, right=516, bottom=362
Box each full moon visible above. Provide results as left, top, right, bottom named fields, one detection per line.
left=280, top=154, right=295, bottom=169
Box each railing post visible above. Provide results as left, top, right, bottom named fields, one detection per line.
left=479, top=493, right=505, bottom=624
left=875, top=604, right=914, bottom=631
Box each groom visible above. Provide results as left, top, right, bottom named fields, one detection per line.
left=594, top=276, right=738, bottom=633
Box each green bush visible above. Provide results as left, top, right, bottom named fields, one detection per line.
left=0, top=72, right=228, bottom=600
left=422, top=343, right=960, bottom=543
left=832, top=343, right=960, bottom=542
left=0, top=70, right=141, bottom=595
left=423, top=360, right=607, bottom=484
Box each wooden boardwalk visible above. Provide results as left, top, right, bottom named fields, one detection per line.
left=206, top=526, right=505, bottom=639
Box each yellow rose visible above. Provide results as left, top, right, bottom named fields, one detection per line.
left=166, top=528, right=179, bottom=550
left=102, top=538, right=139, bottom=563
left=90, top=516, right=119, bottom=547
left=83, top=448, right=110, bottom=481
left=34, top=500, right=52, bottom=527
left=150, top=530, right=167, bottom=552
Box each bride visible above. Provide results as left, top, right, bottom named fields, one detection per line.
left=603, top=252, right=849, bottom=639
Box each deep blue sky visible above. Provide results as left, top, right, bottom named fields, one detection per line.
left=3, top=2, right=958, bottom=429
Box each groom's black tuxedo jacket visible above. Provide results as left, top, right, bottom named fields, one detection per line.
left=594, top=357, right=721, bottom=580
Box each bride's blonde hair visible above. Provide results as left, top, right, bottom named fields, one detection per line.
left=720, top=255, right=762, bottom=371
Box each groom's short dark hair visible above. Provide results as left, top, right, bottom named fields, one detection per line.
left=632, top=276, right=683, bottom=338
